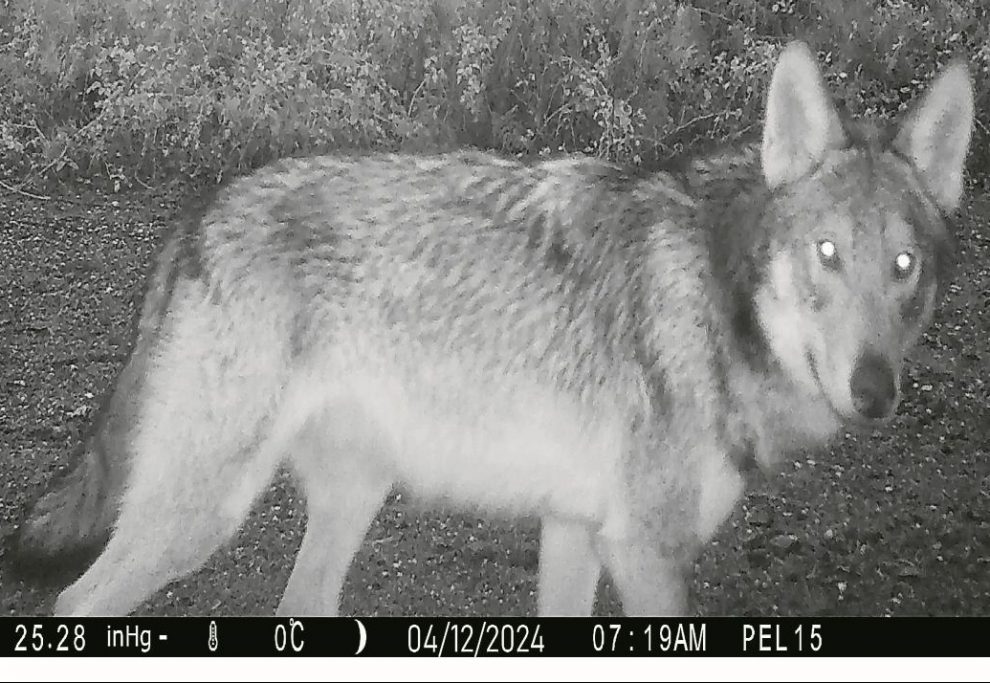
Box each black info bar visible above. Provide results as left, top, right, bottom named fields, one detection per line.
left=3, top=617, right=984, bottom=657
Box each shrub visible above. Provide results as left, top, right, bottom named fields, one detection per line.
left=0, top=0, right=985, bottom=189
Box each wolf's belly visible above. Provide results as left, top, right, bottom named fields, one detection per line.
left=337, top=365, right=627, bottom=523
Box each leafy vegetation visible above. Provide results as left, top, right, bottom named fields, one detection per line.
left=0, top=0, right=987, bottom=189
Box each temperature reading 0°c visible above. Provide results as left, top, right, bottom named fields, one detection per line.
left=274, top=619, right=305, bottom=653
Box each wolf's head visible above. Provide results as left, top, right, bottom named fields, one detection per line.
left=755, top=41, right=973, bottom=426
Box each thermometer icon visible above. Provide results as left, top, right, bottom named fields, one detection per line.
left=208, top=620, right=218, bottom=652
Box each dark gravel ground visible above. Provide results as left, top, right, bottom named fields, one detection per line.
left=1, top=183, right=987, bottom=617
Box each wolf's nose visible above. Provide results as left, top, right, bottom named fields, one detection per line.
left=850, top=352, right=897, bottom=420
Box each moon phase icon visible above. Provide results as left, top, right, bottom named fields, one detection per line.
left=354, top=619, right=367, bottom=655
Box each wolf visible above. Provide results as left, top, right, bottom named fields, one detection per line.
left=8, top=42, right=974, bottom=616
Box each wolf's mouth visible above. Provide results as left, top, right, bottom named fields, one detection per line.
left=805, top=349, right=845, bottom=420
left=805, top=349, right=829, bottom=401
left=805, top=349, right=852, bottom=422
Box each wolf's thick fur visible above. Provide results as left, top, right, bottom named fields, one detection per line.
left=10, top=43, right=974, bottom=616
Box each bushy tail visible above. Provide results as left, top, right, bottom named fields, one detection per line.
left=6, top=221, right=189, bottom=581
left=5, top=343, right=150, bottom=579
left=6, top=439, right=122, bottom=580
left=6, top=313, right=158, bottom=581
left=7, top=322, right=162, bottom=576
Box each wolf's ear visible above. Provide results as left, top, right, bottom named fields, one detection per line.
left=761, top=41, right=846, bottom=190
left=893, top=61, right=974, bottom=213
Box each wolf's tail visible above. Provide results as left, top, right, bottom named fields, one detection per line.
left=6, top=439, right=122, bottom=579
left=6, top=225, right=188, bottom=581
left=5, top=332, right=155, bottom=580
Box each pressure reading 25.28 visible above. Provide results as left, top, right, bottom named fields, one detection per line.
left=13, top=623, right=86, bottom=654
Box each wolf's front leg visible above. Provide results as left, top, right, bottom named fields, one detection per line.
left=600, top=536, right=693, bottom=616
left=536, top=516, right=602, bottom=616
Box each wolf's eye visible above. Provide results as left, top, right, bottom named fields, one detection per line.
left=893, top=251, right=915, bottom=279
left=817, top=239, right=840, bottom=269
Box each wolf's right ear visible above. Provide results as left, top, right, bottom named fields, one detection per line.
left=893, top=61, right=974, bottom=213
left=761, top=41, right=846, bottom=190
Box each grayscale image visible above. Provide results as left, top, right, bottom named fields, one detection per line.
left=1, top=0, right=987, bottom=620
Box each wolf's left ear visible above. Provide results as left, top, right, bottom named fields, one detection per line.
left=894, top=61, right=974, bottom=213
left=762, top=41, right=846, bottom=190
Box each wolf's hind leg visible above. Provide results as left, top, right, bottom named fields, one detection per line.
left=52, top=287, right=290, bottom=616
left=537, top=517, right=602, bottom=616
left=52, top=441, right=281, bottom=616
left=278, top=418, right=392, bottom=616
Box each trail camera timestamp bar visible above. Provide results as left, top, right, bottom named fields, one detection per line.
left=3, top=618, right=985, bottom=657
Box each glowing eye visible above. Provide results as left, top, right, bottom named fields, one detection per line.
left=817, top=239, right=839, bottom=268
left=894, top=251, right=915, bottom=279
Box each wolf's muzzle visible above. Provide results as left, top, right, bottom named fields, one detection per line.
left=850, top=351, right=897, bottom=420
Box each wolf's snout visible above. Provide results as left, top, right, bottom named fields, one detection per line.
left=850, top=352, right=897, bottom=420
